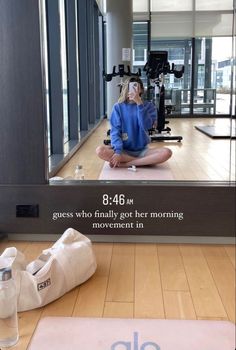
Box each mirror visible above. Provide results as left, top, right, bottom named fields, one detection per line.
left=39, top=0, right=234, bottom=184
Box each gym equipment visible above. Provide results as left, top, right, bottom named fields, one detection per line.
left=103, top=64, right=141, bottom=83
left=195, top=124, right=236, bottom=139
left=144, top=51, right=184, bottom=142
left=103, top=53, right=184, bottom=145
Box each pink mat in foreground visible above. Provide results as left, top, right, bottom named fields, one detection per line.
left=99, top=161, right=174, bottom=180
left=28, top=317, right=235, bottom=350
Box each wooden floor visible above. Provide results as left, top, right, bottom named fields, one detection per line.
left=56, top=118, right=236, bottom=181
left=0, top=240, right=235, bottom=350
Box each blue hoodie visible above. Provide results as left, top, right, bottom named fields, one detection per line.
left=110, top=101, right=157, bottom=154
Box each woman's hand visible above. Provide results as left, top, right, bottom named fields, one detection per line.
left=109, top=153, right=122, bottom=168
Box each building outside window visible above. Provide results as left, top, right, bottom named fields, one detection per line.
left=212, top=37, right=233, bottom=115
left=132, top=0, right=234, bottom=117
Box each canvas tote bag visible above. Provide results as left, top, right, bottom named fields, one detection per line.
left=0, top=228, right=97, bottom=312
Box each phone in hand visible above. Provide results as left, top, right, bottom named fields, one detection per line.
left=129, top=81, right=139, bottom=94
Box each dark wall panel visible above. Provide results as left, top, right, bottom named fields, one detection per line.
left=0, top=0, right=47, bottom=184
left=0, top=184, right=235, bottom=237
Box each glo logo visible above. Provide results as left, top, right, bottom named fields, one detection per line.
left=111, top=331, right=160, bottom=350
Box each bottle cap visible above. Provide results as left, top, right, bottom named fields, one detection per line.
left=0, top=267, right=12, bottom=281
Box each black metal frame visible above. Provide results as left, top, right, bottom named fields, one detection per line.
left=144, top=50, right=183, bottom=142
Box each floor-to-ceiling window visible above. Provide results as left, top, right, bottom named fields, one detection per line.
left=194, top=0, right=233, bottom=116
left=151, top=39, right=192, bottom=115
left=133, top=21, right=149, bottom=86
left=59, top=0, right=69, bottom=143
left=40, top=0, right=51, bottom=156
left=99, top=15, right=105, bottom=117
left=212, top=37, right=232, bottom=115
left=74, top=0, right=81, bottom=132
left=39, top=0, right=105, bottom=173
left=192, top=37, right=233, bottom=115
left=132, top=0, right=234, bottom=117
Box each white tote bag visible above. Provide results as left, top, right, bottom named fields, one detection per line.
left=0, top=228, right=97, bottom=312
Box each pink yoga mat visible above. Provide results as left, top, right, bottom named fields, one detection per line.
left=28, top=317, right=235, bottom=350
left=99, top=162, right=174, bottom=180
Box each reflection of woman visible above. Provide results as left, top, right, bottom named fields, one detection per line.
left=96, top=77, right=172, bottom=168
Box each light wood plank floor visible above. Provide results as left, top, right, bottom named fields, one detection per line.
left=56, top=118, right=235, bottom=181
left=0, top=240, right=235, bottom=350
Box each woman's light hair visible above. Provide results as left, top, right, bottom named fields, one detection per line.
left=118, top=76, right=144, bottom=103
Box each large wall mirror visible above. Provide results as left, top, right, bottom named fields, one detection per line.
left=38, top=0, right=235, bottom=184
left=0, top=0, right=235, bottom=239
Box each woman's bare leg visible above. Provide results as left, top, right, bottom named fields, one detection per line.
left=122, top=147, right=172, bottom=167
left=96, top=145, right=172, bottom=167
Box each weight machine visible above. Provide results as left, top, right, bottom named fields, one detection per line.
left=144, top=50, right=184, bottom=142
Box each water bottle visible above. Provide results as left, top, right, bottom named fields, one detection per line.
left=0, top=267, right=19, bottom=347
left=74, top=165, right=85, bottom=180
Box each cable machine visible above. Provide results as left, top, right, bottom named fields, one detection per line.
left=144, top=50, right=184, bottom=142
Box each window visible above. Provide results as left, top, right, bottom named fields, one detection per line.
left=59, top=0, right=69, bottom=143
left=132, top=0, right=234, bottom=116
left=213, top=37, right=233, bottom=114
left=133, top=22, right=148, bottom=85
left=194, top=37, right=233, bottom=115
left=151, top=39, right=192, bottom=115
left=40, top=0, right=51, bottom=156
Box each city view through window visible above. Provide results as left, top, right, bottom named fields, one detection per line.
left=133, top=22, right=234, bottom=115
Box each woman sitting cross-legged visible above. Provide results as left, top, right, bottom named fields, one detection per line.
left=96, top=77, right=172, bottom=168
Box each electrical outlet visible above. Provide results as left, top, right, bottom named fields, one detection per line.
left=16, top=204, right=39, bottom=218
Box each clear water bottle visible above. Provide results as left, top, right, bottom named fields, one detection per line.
left=0, top=268, right=19, bottom=347
left=74, top=165, right=85, bottom=180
